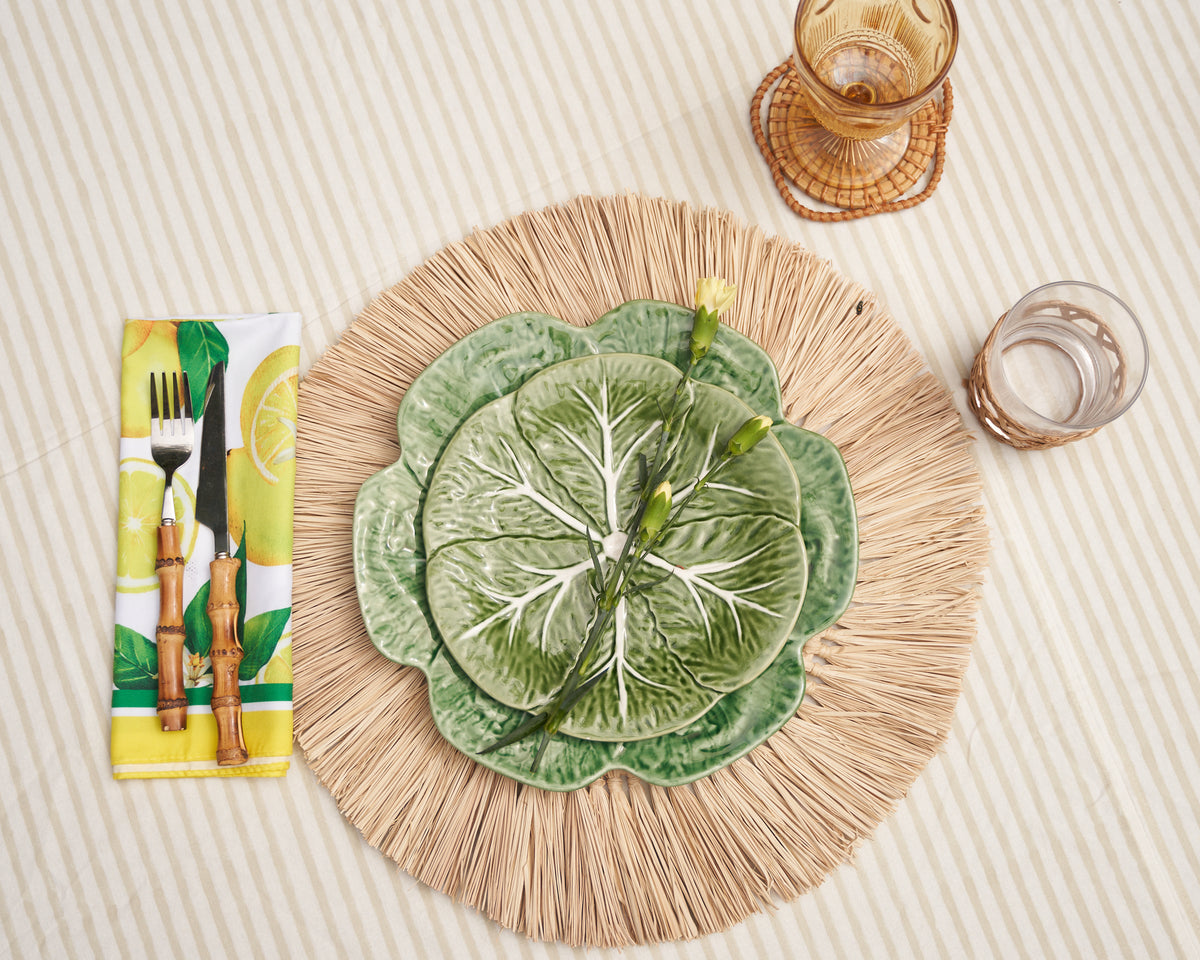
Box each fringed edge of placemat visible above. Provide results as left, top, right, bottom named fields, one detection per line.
left=293, top=194, right=988, bottom=947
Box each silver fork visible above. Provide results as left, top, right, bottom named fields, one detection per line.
left=149, top=371, right=194, bottom=731
left=149, top=372, right=194, bottom=523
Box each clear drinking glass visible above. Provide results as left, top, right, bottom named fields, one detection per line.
left=969, top=282, right=1149, bottom=447
left=791, top=0, right=958, bottom=184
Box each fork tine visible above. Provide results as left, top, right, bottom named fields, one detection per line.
left=171, top=372, right=182, bottom=425
left=149, top=372, right=160, bottom=424
left=181, top=371, right=193, bottom=422
left=160, top=374, right=171, bottom=433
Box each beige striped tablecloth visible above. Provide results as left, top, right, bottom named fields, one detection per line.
left=2, top=1, right=1198, bottom=957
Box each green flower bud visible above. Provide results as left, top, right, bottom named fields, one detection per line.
left=726, top=415, right=773, bottom=457
left=689, top=306, right=720, bottom=362
left=639, top=480, right=672, bottom=543
left=690, top=278, right=736, bottom=362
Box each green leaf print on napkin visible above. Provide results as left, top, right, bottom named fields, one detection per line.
left=113, top=625, right=158, bottom=689
left=177, top=321, right=230, bottom=418
left=239, top=608, right=292, bottom=681
left=184, top=581, right=211, bottom=660
left=234, top=534, right=247, bottom=651
left=181, top=534, right=243, bottom=659
left=183, top=534, right=289, bottom=681
left=183, top=536, right=248, bottom=665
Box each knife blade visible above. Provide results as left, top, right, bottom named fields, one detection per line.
left=196, top=361, right=248, bottom=766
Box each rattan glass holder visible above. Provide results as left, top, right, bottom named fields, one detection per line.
left=752, top=58, right=953, bottom=221
left=293, top=195, right=987, bottom=948
left=966, top=307, right=1123, bottom=450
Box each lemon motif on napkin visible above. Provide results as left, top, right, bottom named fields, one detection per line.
left=120, top=321, right=182, bottom=438
left=229, top=346, right=299, bottom=567
left=116, top=457, right=197, bottom=594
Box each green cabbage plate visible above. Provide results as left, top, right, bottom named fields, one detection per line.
left=353, top=300, right=857, bottom=790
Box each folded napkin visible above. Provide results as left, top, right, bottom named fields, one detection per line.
left=111, top=314, right=300, bottom=778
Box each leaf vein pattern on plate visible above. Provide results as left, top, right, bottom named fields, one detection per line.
left=470, top=436, right=599, bottom=543
left=590, top=596, right=670, bottom=721
left=463, top=558, right=593, bottom=651
left=643, top=546, right=785, bottom=642
left=555, top=374, right=656, bottom=536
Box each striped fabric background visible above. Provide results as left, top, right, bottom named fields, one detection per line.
left=2, top=0, right=1197, bottom=956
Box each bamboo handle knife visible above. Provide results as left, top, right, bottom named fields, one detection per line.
left=207, top=555, right=247, bottom=766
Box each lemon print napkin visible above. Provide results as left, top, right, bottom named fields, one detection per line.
left=112, top=314, right=300, bottom=778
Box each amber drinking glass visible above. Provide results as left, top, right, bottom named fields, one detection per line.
left=791, top=0, right=958, bottom=188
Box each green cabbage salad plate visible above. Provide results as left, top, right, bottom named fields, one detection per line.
left=353, top=299, right=858, bottom=790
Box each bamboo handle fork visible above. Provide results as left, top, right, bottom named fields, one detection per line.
left=149, top=371, right=193, bottom=732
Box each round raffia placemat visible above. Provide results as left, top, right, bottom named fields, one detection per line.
left=293, top=194, right=987, bottom=948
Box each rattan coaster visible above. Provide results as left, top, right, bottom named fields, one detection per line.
left=752, top=59, right=953, bottom=221
left=293, top=195, right=987, bottom=948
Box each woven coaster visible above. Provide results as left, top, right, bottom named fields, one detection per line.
left=293, top=195, right=987, bottom=948
left=752, top=59, right=953, bottom=221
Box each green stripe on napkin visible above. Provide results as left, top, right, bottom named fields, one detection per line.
left=112, top=684, right=294, bottom=708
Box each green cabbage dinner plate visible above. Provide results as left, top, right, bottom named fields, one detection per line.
left=353, top=300, right=858, bottom=790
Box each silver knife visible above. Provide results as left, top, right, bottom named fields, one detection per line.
left=195, top=362, right=248, bottom=766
